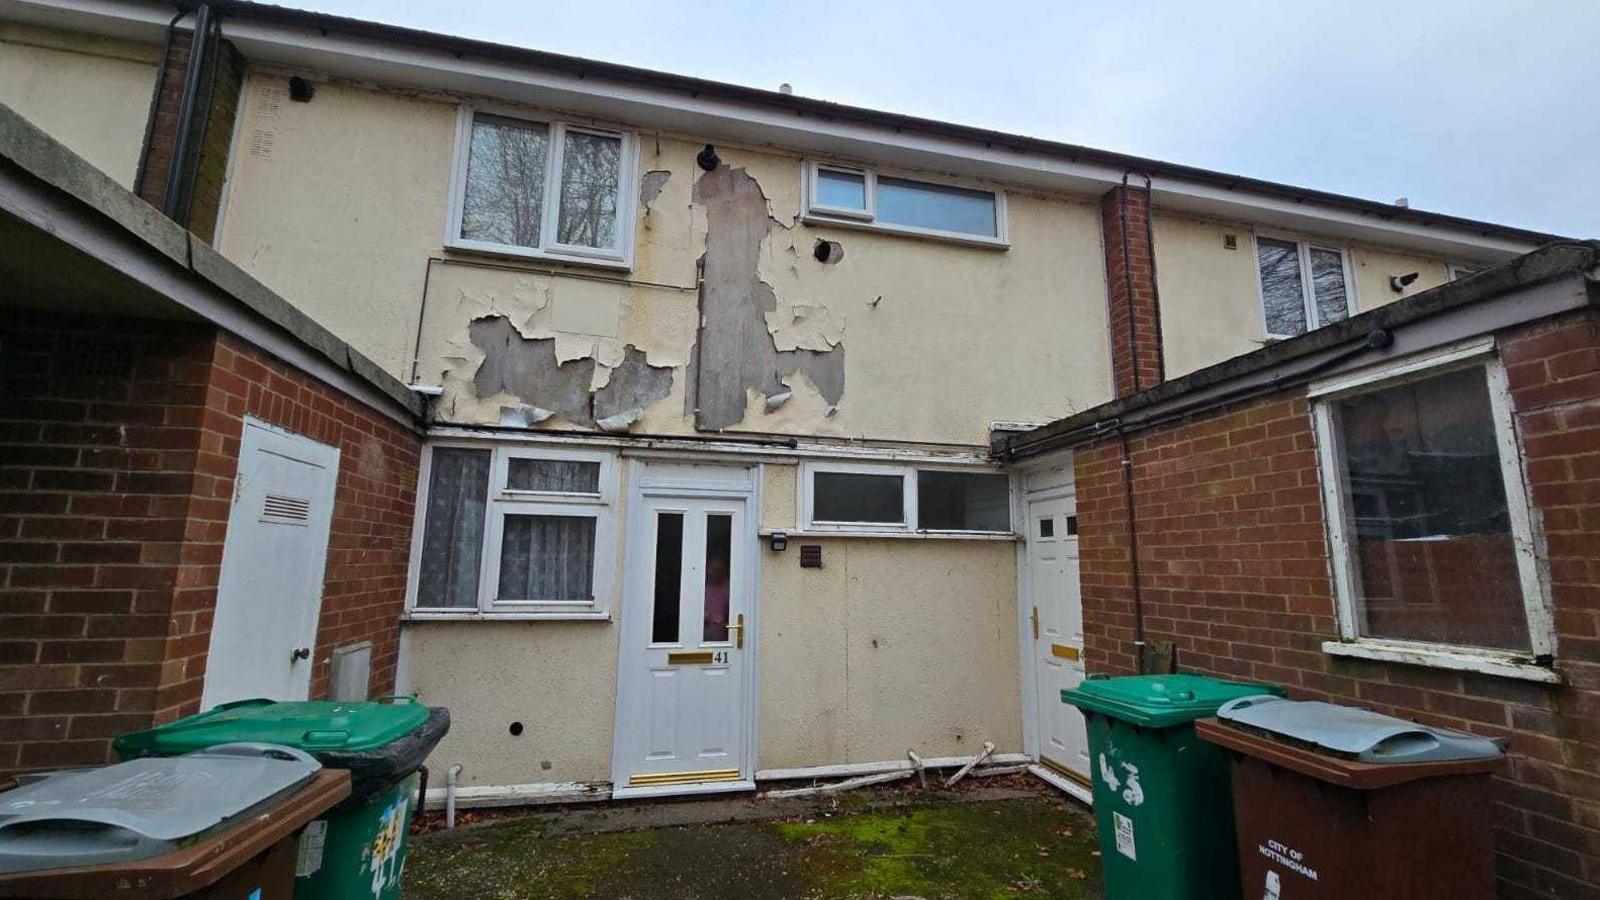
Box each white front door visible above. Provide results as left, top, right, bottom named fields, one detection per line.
left=1026, top=493, right=1090, bottom=784
left=201, top=418, right=340, bottom=710
left=613, top=464, right=755, bottom=798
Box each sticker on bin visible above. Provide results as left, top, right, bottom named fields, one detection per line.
left=1113, top=811, right=1136, bottom=860
left=296, top=819, right=327, bottom=877
left=1098, top=752, right=1145, bottom=806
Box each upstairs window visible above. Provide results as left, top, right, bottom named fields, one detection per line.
left=1255, top=236, right=1354, bottom=338
left=802, top=162, right=1007, bottom=246
left=448, top=108, right=636, bottom=267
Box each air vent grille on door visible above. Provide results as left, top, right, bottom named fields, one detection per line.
left=261, top=493, right=312, bottom=525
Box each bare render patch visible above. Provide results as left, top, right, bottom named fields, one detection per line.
left=469, top=316, right=671, bottom=429
left=688, top=165, right=844, bottom=430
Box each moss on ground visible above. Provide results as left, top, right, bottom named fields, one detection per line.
left=403, top=795, right=1101, bottom=899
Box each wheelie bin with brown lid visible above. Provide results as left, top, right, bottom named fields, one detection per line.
left=1195, top=695, right=1506, bottom=900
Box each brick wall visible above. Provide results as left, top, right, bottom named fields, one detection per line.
left=134, top=28, right=244, bottom=242
left=1075, top=307, right=1600, bottom=897
left=1100, top=184, right=1164, bottom=398
left=1, top=312, right=420, bottom=776
left=1, top=312, right=216, bottom=773
left=154, top=333, right=421, bottom=719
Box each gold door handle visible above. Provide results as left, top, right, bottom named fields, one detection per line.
left=726, top=613, right=744, bottom=649
left=1030, top=607, right=1039, bottom=640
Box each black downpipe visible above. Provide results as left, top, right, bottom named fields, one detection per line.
left=133, top=9, right=185, bottom=199
left=163, top=2, right=214, bottom=221
left=1118, top=430, right=1147, bottom=672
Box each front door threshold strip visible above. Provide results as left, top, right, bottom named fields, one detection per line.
left=629, top=768, right=741, bottom=787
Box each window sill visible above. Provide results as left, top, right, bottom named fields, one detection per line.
left=762, top=528, right=1019, bottom=542
left=1322, top=639, right=1560, bottom=684
left=799, top=213, right=1009, bottom=250
left=404, top=610, right=612, bottom=623
left=443, top=240, right=632, bottom=273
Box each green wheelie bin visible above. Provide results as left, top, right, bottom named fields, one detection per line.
left=1062, top=674, right=1283, bottom=900
left=114, top=697, right=449, bottom=900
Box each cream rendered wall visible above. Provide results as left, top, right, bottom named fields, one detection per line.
left=216, top=74, right=458, bottom=378
left=0, top=23, right=158, bottom=188
left=754, top=465, right=1021, bottom=767
left=216, top=72, right=1112, bottom=444
left=757, top=536, right=1022, bottom=768
left=1154, top=211, right=1460, bottom=379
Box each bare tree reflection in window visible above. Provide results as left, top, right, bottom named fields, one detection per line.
left=461, top=114, right=549, bottom=249
left=1256, top=237, right=1307, bottom=336
left=556, top=131, right=621, bottom=249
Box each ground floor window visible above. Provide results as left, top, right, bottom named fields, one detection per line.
left=409, top=443, right=618, bottom=618
left=1311, top=339, right=1551, bottom=658
left=800, top=462, right=1011, bottom=533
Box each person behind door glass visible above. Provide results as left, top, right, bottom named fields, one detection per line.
left=703, top=548, right=730, bottom=642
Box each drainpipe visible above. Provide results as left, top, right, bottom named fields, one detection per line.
left=1117, top=429, right=1148, bottom=673
left=445, top=764, right=463, bottom=829
left=162, top=1, right=214, bottom=222
left=132, top=9, right=185, bottom=200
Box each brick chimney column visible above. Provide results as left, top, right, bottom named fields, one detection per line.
left=1100, top=182, right=1165, bottom=397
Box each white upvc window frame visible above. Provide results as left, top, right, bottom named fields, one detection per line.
left=800, top=160, right=1009, bottom=249
left=1310, top=337, right=1558, bottom=682
left=797, top=461, right=1015, bottom=535
left=405, top=443, right=619, bottom=621
left=1252, top=232, right=1359, bottom=341
left=444, top=105, right=640, bottom=270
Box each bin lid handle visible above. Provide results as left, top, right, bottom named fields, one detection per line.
left=301, top=729, right=351, bottom=747
left=196, top=742, right=321, bottom=767
left=1217, top=694, right=1286, bottom=717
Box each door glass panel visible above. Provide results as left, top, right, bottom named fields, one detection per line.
left=703, top=514, right=733, bottom=643
left=1066, top=515, right=1079, bottom=536
left=1038, top=517, right=1054, bottom=538
left=651, top=512, right=684, bottom=643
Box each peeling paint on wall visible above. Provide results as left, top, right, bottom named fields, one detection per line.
left=689, top=165, right=845, bottom=430
left=469, top=315, right=673, bottom=429
left=639, top=170, right=671, bottom=210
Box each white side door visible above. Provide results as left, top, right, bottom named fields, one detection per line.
left=201, top=417, right=340, bottom=710
left=1027, top=494, right=1090, bottom=783
left=612, top=465, right=754, bottom=798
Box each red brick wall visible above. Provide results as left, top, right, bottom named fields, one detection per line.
left=154, top=334, right=421, bottom=720
left=1, top=313, right=420, bottom=776
left=1075, top=308, right=1600, bottom=896
left=1, top=313, right=216, bottom=773
left=1100, top=184, right=1164, bottom=398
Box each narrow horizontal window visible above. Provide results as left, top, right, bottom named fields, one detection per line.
left=813, top=471, right=906, bottom=525
left=1325, top=363, right=1534, bottom=652
left=507, top=457, right=601, bottom=494
left=804, top=161, right=1005, bottom=244
left=415, top=448, right=492, bottom=608
left=916, top=470, right=1009, bottom=531
left=877, top=177, right=997, bottom=238
left=451, top=109, right=633, bottom=265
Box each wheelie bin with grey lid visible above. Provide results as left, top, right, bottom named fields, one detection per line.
left=0, top=743, right=348, bottom=899
left=1196, top=695, right=1507, bottom=900
left=114, top=697, right=449, bottom=900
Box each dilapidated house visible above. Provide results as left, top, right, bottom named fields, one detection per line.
left=2, top=1, right=1596, bottom=895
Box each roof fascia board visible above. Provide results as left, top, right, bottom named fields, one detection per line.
left=1, top=0, right=1552, bottom=259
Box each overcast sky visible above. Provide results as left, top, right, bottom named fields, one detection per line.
left=297, top=0, right=1598, bottom=237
